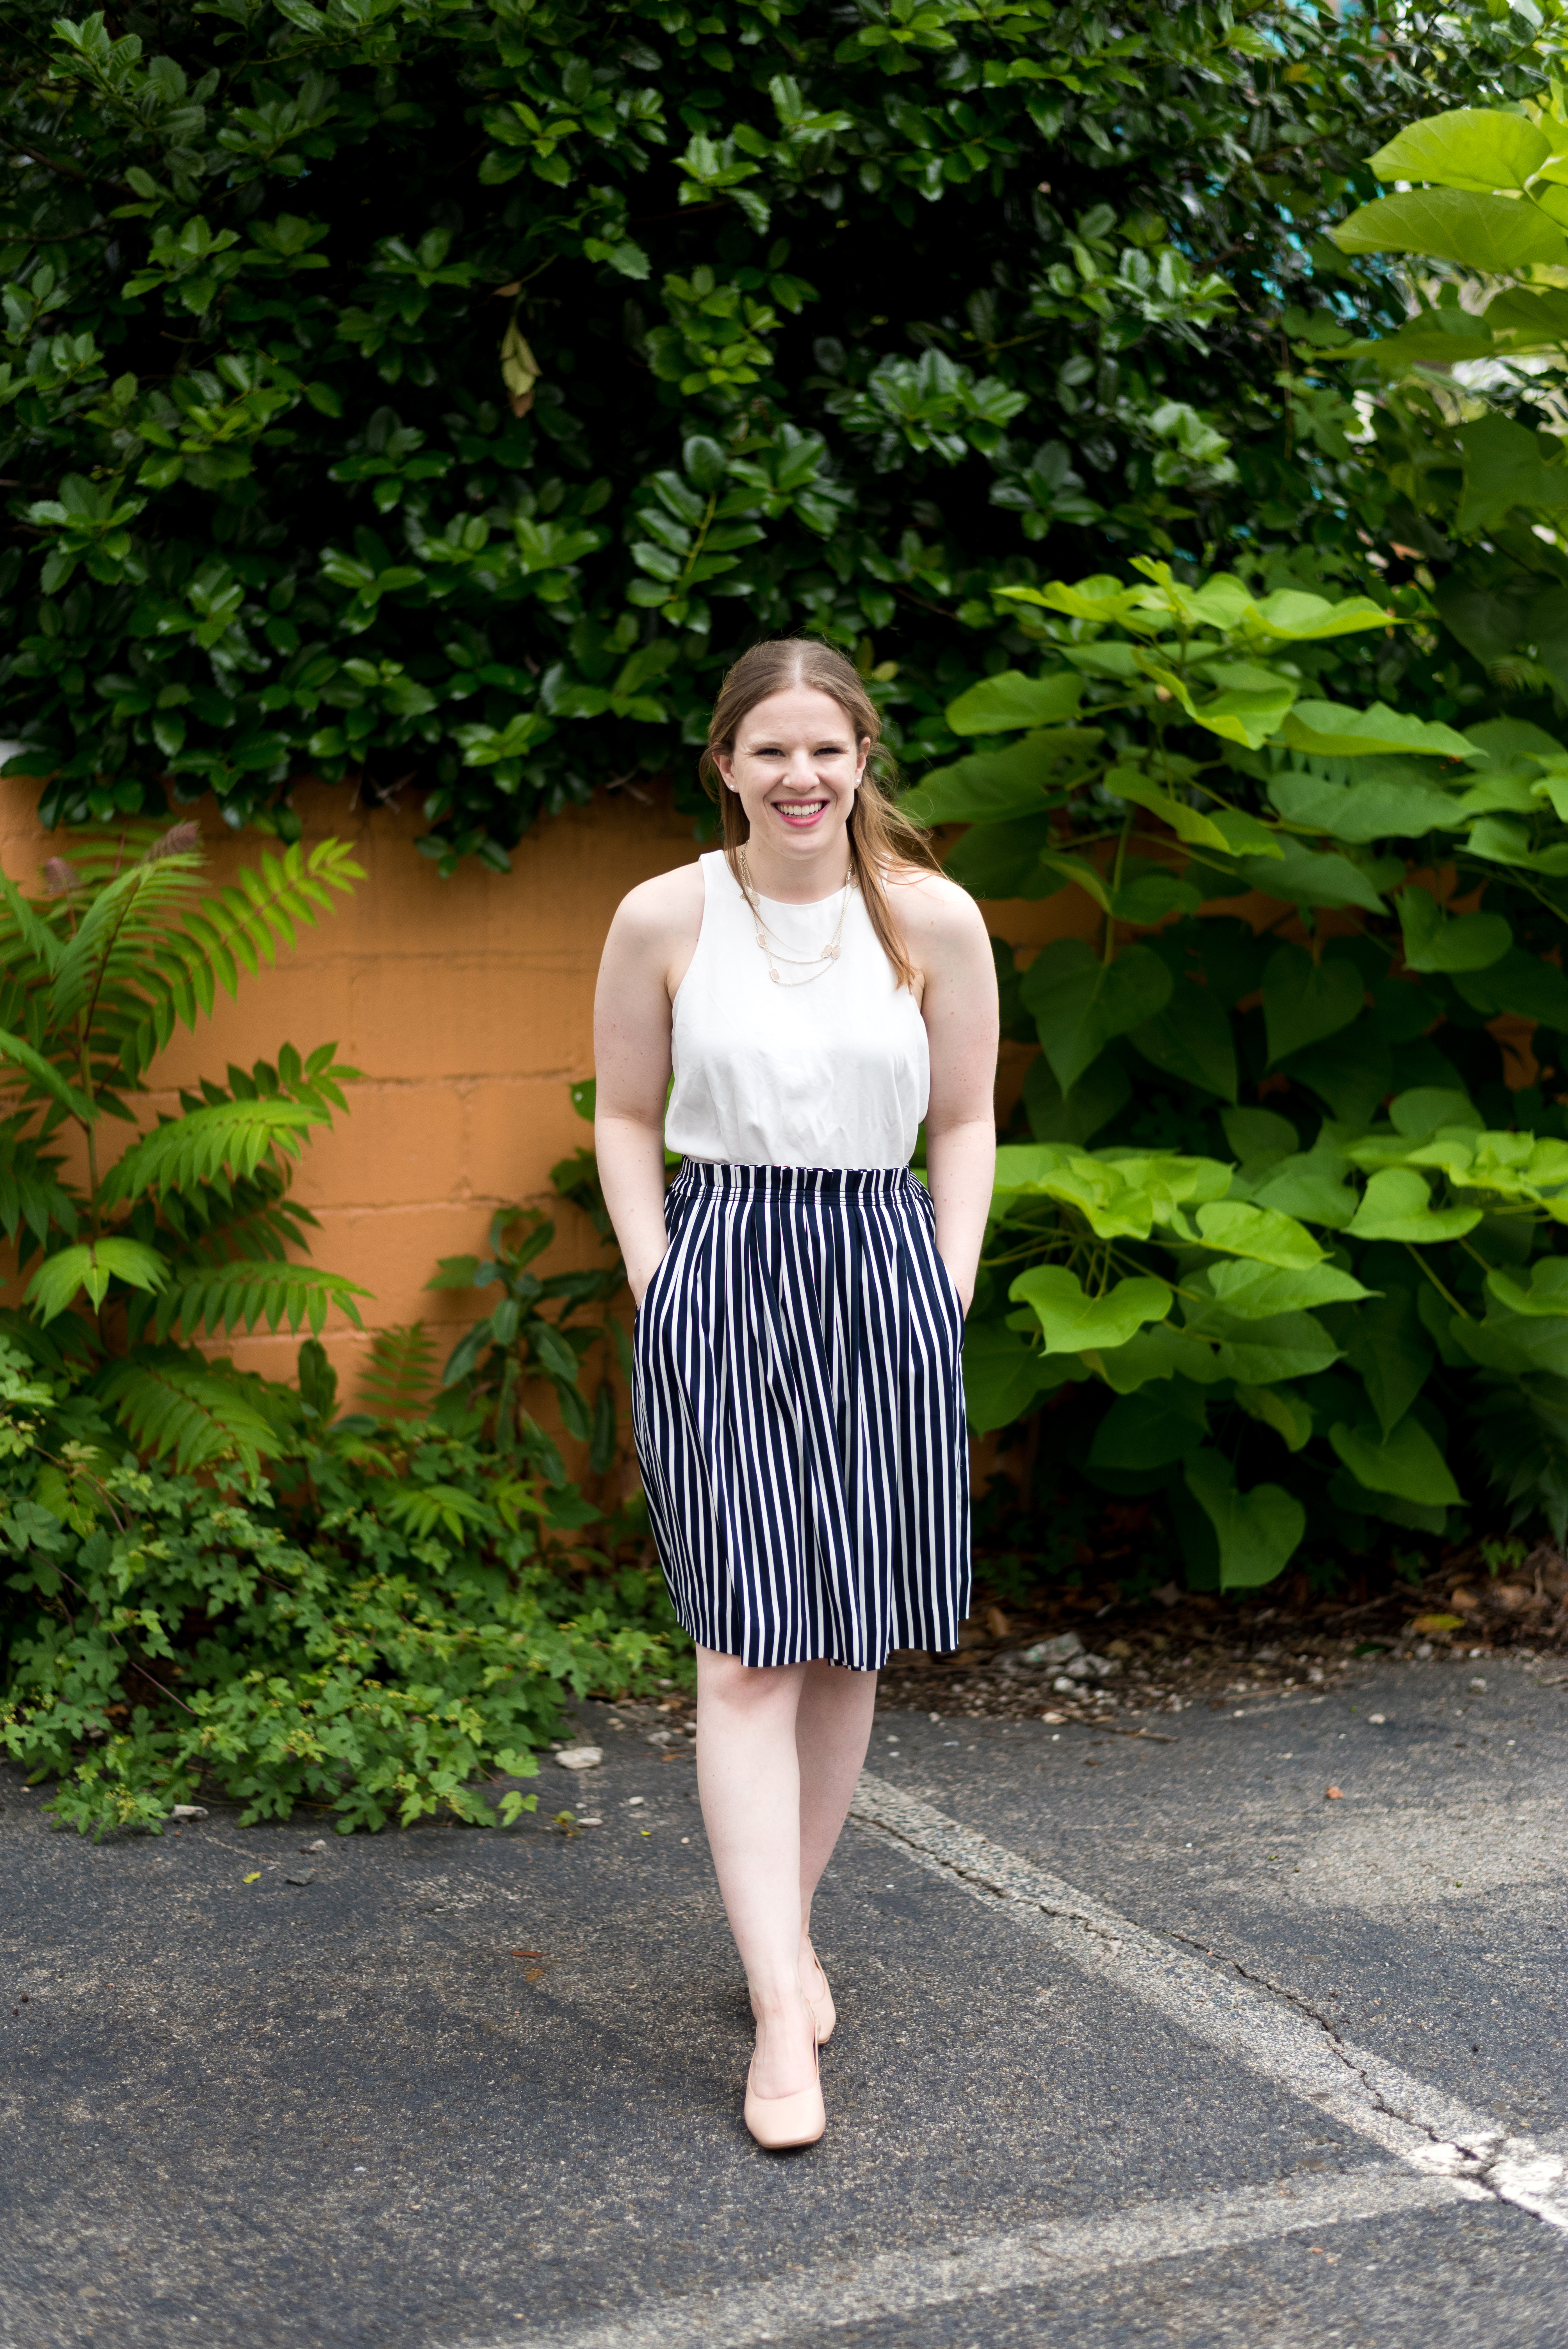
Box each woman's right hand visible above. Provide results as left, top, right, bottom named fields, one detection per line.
left=630, top=1248, right=669, bottom=1311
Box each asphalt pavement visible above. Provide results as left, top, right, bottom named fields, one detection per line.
left=1, top=1652, right=1565, bottom=2349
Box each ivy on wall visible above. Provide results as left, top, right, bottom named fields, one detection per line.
left=0, top=0, right=1547, bottom=868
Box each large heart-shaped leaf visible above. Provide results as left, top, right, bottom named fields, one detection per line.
left=1269, top=768, right=1464, bottom=843
left=1184, top=1449, right=1306, bottom=1590
left=1275, top=700, right=1474, bottom=760
left=1395, top=888, right=1512, bottom=972
left=1346, top=1169, right=1483, bottom=1243
left=899, top=732, right=1092, bottom=825
left=1087, top=1385, right=1208, bottom=1472
left=1387, top=1088, right=1483, bottom=1141
left=944, top=669, right=1084, bottom=735
left=1331, top=187, right=1568, bottom=273
left=1096, top=1324, right=1230, bottom=1392
left=1009, top=1265, right=1173, bottom=1355
left=1021, top=939, right=1173, bottom=1094
left=1250, top=1149, right=1360, bottom=1229
left=1222, top=1106, right=1301, bottom=1166
left=1368, top=108, right=1552, bottom=193
left=1451, top=946, right=1568, bottom=1027
left=1206, top=1260, right=1372, bottom=1317
left=1232, top=840, right=1388, bottom=914
left=1128, top=976, right=1238, bottom=1103
left=1021, top=1050, right=1130, bottom=1146
left=1193, top=1201, right=1324, bottom=1269
left=1329, top=1413, right=1463, bottom=1507
left=1262, top=945, right=1365, bottom=1064
left=1339, top=1289, right=1433, bottom=1436
left=1244, top=588, right=1393, bottom=641
left=961, top=1321, right=1058, bottom=1434
left=1182, top=1305, right=1340, bottom=1385
left=1486, top=1259, right=1568, bottom=1317
left=1109, top=870, right=1204, bottom=925
left=941, top=816, right=1059, bottom=899
left=1453, top=1305, right=1568, bottom=1379
left=1278, top=1025, right=1393, bottom=1130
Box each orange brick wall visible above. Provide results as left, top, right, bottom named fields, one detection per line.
left=0, top=779, right=1092, bottom=1404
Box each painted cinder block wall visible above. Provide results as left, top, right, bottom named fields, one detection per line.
left=0, top=778, right=1095, bottom=1405
left=0, top=781, right=1534, bottom=1438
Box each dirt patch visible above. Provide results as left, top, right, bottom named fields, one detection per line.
left=581, top=1544, right=1568, bottom=1740
left=875, top=1539, right=1568, bottom=1728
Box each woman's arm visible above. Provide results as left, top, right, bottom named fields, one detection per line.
left=898, top=872, right=999, bottom=1311
left=592, top=869, right=701, bottom=1305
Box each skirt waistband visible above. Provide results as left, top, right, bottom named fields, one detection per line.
left=670, top=1161, right=919, bottom=1199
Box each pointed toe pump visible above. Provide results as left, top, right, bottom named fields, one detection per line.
left=802, top=1939, right=836, bottom=2045
left=744, top=2023, right=825, bottom=2151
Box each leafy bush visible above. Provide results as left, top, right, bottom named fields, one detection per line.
left=0, top=1337, right=686, bottom=1834
left=0, top=816, right=370, bottom=1464
left=0, top=0, right=1530, bottom=865
left=0, top=998, right=681, bottom=1834
left=1304, top=92, right=1568, bottom=724
left=932, top=562, right=1568, bottom=1585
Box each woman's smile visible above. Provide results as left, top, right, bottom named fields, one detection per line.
left=770, top=795, right=830, bottom=829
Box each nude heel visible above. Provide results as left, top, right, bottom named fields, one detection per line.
left=802, top=1938, right=836, bottom=2045
left=744, top=2016, right=825, bottom=2150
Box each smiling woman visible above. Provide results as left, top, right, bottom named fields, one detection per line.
left=592, top=635, right=998, bottom=2149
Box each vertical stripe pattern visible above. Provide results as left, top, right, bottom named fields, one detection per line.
left=632, top=1162, right=970, bottom=1670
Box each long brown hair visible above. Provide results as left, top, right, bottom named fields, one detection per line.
left=698, top=636, right=941, bottom=991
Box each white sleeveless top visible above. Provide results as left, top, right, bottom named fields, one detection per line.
left=665, top=852, right=929, bottom=1169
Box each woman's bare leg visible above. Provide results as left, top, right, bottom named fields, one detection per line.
left=795, top=1661, right=878, bottom=1968
left=694, top=1647, right=818, bottom=2098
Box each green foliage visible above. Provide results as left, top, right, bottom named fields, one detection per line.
left=0, top=816, right=367, bottom=1463
left=946, top=563, right=1568, bottom=1586
left=0, top=0, right=1536, bottom=865
left=1311, top=81, right=1568, bottom=712
left=0, top=1113, right=679, bottom=1836
left=0, top=1340, right=685, bottom=1835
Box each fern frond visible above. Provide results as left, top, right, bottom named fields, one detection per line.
left=125, top=841, right=363, bottom=1073
left=0, top=867, right=64, bottom=977
left=0, top=1024, right=96, bottom=1122
left=152, top=1260, right=371, bottom=1342
left=41, top=823, right=172, bottom=888
left=27, top=1235, right=168, bottom=1321
left=161, top=1182, right=319, bottom=1262
left=95, top=1353, right=285, bottom=1473
left=360, top=1322, right=438, bottom=1418
left=99, top=1098, right=329, bottom=1208
left=48, top=852, right=206, bottom=1030
left=380, top=1483, right=489, bottom=1542
left=0, top=1135, right=80, bottom=1250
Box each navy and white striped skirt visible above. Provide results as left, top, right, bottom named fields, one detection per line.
left=632, top=1162, right=970, bottom=1670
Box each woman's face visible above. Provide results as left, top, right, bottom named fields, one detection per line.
left=715, top=686, right=869, bottom=864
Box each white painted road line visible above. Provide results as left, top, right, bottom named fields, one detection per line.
left=849, top=1774, right=1568, bottom=2231
left=454, top=2166, right=1459, bottom=2349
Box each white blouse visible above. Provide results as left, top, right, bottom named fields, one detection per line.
left=664, top=851, right=929, bottom=1170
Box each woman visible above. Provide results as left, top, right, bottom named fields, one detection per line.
left=593, top=636, right=998, bottom=2148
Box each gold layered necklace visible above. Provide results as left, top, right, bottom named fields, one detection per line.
left=736, top=847, right=855, bottom=988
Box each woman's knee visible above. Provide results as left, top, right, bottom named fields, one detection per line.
left=697, top=1649, right=803, bottom=1713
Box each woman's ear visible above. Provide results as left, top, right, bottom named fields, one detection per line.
left=856, top=736, right=871, bottom=786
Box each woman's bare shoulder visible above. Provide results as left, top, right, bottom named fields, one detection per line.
left=883, top=862, right=986, bottom=941
left=611, top=857, right=707, bottom=943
